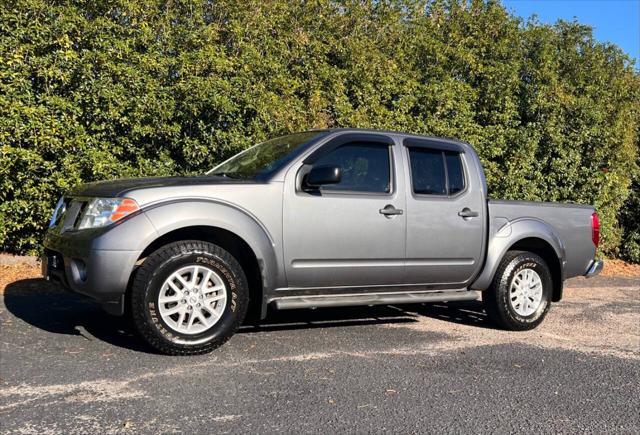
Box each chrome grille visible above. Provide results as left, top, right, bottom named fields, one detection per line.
left=51, top=197, right=87, bottom=231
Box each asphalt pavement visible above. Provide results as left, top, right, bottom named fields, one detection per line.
left=1, top=275, right=638, bottom=434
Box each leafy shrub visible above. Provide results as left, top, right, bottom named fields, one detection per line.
left=618, top=165, right=640, bottom=263
left=1, top=0, right=639, bottom=257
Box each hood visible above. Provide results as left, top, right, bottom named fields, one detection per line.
left=69, top=175, right=255, bottom=198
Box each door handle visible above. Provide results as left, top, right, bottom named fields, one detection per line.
left=379, top=204, right=403, bottom=216
left=458, top=208, right=479, bottom=218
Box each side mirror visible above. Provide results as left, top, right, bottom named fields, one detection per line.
left=305, top=165, right=341, bottom=188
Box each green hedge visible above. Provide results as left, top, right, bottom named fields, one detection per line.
left=1, top=0, right=639, bottom=257
left=618, top=157, right=640, bottom=263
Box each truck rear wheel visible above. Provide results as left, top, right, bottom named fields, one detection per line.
left=483, top=250, right=552, bottom=331
left=130, top=240, right=249, bottom=355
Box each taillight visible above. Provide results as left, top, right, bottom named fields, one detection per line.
left=591, top=212, right=600, bottom=247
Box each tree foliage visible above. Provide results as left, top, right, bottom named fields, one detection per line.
left=618, top=155, right=640, bottom=263
left=1, top=0, right=639, bottom=257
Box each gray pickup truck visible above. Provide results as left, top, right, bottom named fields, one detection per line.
left=43, top=129, right=603, bottom=355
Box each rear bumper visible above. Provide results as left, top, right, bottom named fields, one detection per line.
left=42, top=237, right=140, bottom=315
left=584, top=259, right=604, bottom=278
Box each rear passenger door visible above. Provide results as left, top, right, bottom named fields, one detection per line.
left=402, top=138, right=485, bottom=286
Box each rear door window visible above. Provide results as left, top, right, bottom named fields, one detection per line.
left=408, top=148, right=447, bottom=195
left=408, top=148, right=465, bottom=196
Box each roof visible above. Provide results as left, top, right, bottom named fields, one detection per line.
left=317, top=127, right=467, bottom=146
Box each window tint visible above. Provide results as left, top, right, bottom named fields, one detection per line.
left=445, top=151, right=465, bottom=194
left=311, top=142, right=391, bottom=193
left=408, top=148, right=465, bottom=195
left=408, top=148, right=446, bottom=195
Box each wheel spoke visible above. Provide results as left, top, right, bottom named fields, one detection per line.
left=203, top=284, right=224, bottom=295
left=167, top=280, right=182, bottom=293
left=206, top=293, right=226, bottom=303
left=162, top=305, right=182, bottom=316
left=198, top=310, right=215, bottom=328
left=532, top=293, right=541, bottom=304
left=191, top=266, right=199, bottom=286
left=159, top=293, right=181, bottom=304
left=202, top=270, right=212, bottom=289
left=201, top=302, right=221, bottom=319
left=175, top=274, right=190, bottom=288
left=176, top=310, right=186, bottom=328
left=194, top=310, right=208, bottom=327
left=187, top=312, right=196, bottom=329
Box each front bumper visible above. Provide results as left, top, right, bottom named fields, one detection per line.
left=584, top=259, right=604, bottom=278
left=42, top=235, right=141, bottom=316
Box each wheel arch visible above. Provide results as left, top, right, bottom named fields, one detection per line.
left=132, top=200, right=283, bottom=319
left=471, top=218, right=565, bottom=301
left=507, top=237, right=564, bottom=302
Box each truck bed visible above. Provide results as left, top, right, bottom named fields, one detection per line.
left=488, top=200, right=596, bottom=279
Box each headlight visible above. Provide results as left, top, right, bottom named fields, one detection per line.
left=49, top=197, right=67, bottom=228
left=78, top=198, right=139, bottom=229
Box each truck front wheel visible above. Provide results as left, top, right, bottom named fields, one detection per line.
left=483, top=250, right=552, bottom=331
left=130, top=240, right=249, bottom=355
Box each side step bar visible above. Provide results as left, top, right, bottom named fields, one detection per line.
left=272, top=290, right=479, bottom=310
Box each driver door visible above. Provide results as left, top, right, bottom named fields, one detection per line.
left=282, top=133, right=407, bottom=288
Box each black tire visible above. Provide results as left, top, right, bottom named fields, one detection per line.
left=483, top=250, right=552, bottom=331
left=130, top=240, right=249, bottom=355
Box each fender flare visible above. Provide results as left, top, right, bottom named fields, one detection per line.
left=132, top=198, right=283, bottom=296
left=471, top=217, right=565, bottom=291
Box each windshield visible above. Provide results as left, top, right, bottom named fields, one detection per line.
left=207, top=131, right=326, bottom=180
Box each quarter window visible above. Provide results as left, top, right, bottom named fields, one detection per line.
left=311, top=142, right=391, bottom=193
left=408, top=148, right=465, bottom=196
